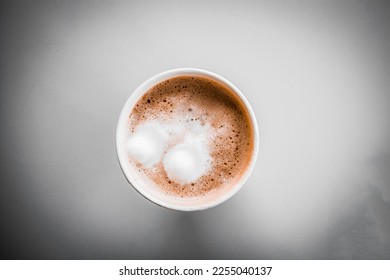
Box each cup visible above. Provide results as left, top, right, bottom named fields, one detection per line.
left=116, top=68, right=259, bottom=211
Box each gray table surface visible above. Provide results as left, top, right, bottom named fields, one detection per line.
left=1, top=0, right=390, bottom=259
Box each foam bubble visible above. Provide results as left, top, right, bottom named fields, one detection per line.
left=163, top=143, right=210, bottom=185
left=126, top=124, right=166, bottom=167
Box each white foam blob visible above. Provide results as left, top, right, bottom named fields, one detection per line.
left=163, top=141, right=211, bottom=185
left=127, top=108, right=214, bottom=183
left=126, top=124, right=166, bottom=167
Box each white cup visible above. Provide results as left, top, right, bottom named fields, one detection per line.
left=116, top=68, right=259, bottom=211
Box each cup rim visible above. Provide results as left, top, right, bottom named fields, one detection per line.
left=116, top=68, right=259, bottom=211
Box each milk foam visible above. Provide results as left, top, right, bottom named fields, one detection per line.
left=126, top=124, right=167, bottom=168
left=163, top=133, right=211, bottom=185
left=126, top=115, right=213, bottom=185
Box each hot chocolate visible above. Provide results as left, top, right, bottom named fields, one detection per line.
left=125, top=75, right=255, bottom=198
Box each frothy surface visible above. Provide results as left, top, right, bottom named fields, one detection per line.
left=126, top=124, right=167, bottom=168
left=126, top=75, right=254, bottom=197
left=164, top=142, right=210, bottom=185
left=126, top=118, right=212, bottom=184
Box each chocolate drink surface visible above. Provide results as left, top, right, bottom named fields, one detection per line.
left=127, top=75, right=255, bottom=197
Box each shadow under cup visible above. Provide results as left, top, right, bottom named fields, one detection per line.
left=116, top=68, right=259, bottom=211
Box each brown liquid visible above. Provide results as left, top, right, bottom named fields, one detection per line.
left=128, top=75, right=255, bottom=197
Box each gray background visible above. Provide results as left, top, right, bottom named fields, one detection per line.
left=1, top=0, right=390, bottom=259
